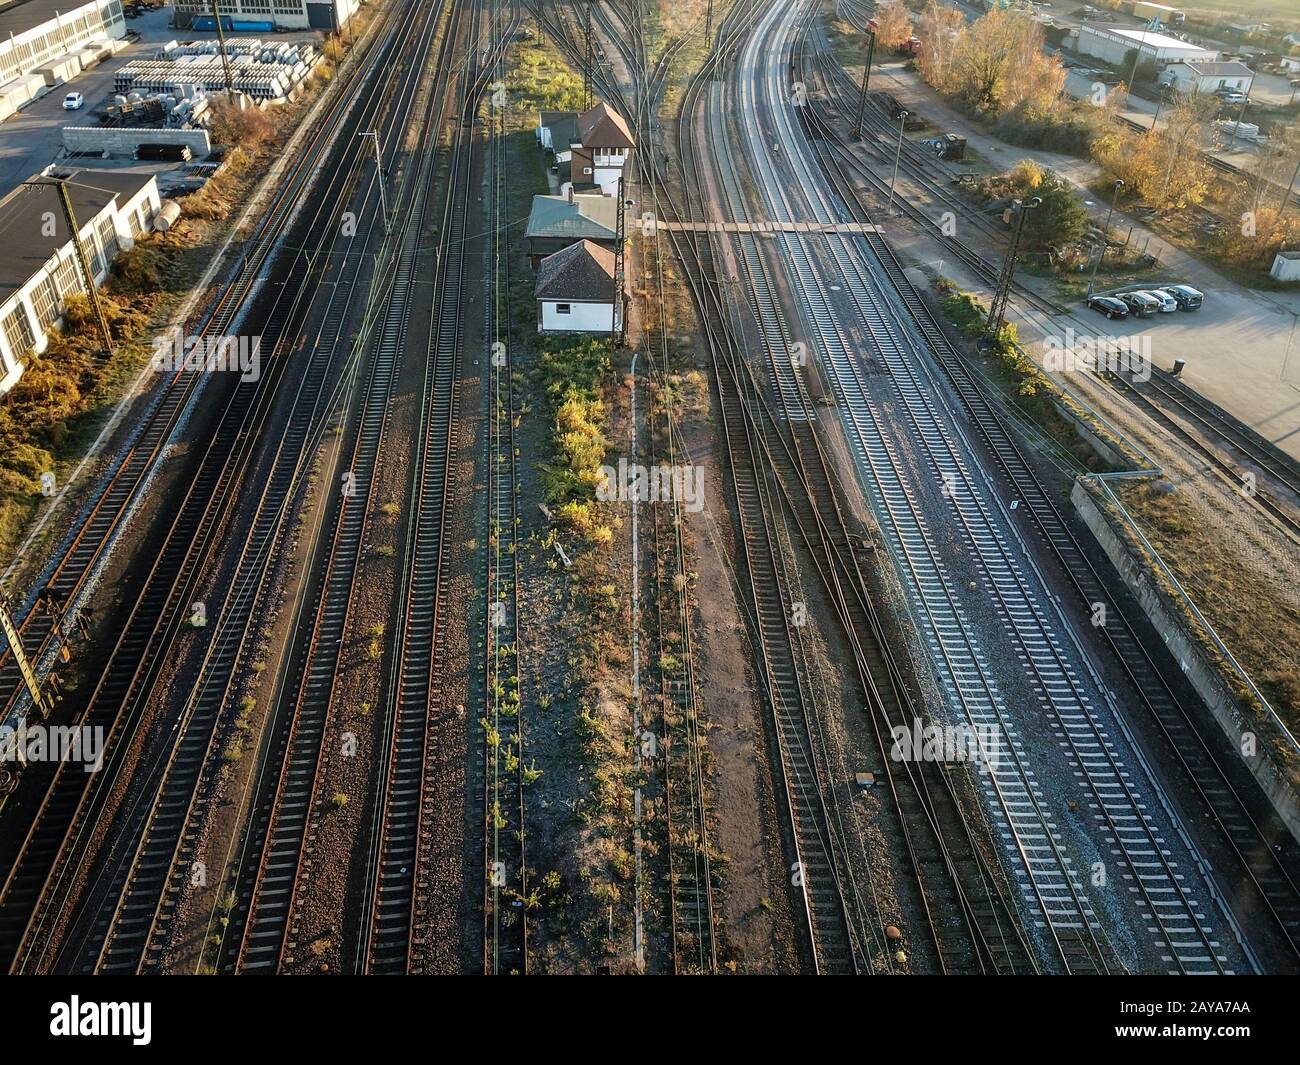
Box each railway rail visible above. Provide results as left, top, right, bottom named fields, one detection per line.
left=482, top=0, right=528, bottom=977
left=212, top=0, right=493, bottom=976
left=791, top=7, right=1300, bottom=969
left=726, top=0, right=1253, bottom=975
left=0, top=0, right=445, bottom=973
left=0, top=1, right=415, bottom=741
left=541, top=0, right=1040, bottom=974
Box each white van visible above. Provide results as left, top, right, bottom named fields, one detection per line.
left=1138, top=289, right=1177, bottom=313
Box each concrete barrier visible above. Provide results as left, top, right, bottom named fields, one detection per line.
left=1071, top=477, right=1300, bottom=843
left=62, top=126, right=212, bottom=159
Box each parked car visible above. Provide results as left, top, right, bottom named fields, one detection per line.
left=1220, top=92, right=1249, bottom=106
left=1139, top=289, right=1178, bottom=313
left=1159, top=284, right=1204, bottom=310
left=1086, top=295, right=1130, bottom=320
left=62, top=92, right=84, bottom=110
left=1119, top=291, right=1161, bottom=317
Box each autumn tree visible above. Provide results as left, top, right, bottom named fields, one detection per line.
left=1091, top=95, right=1212, bottom=212
left=916, top=1, right=965, bottom=93
left=942, top=9, right=1063, bottom=115
left=873, top=1, right=913, bottom=51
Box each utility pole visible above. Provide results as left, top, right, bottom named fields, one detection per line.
left=29, top=177, right=114, bottom=356
left=706, top=0, right=713, bottom=42
left=1227, top=93, right=1251, bottom=151
left=612, top=175, right=626, bottom=347
left=209, top=0, right=236, bottom=105
left=886, top=109, right=908, bottom=214
left=987, top=196, right=1040, bottom=337
left=359, top=131, right=388, bottom=233
left=851, top=30, right=877, bottom=140
left=1125, top=17, right=1156, bottom=91
left=1088, top=178, right=1125, bottom=295
left=0, top=602, right=53, bottom=719
left=1280, top=152, right=1300, bottom=217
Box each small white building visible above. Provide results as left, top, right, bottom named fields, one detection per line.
left=1165, top=60, right=1254, bottom=95
left=1270, top=251, right=1300, bottom=283
left=1076, top=23, right=1216, bottom=67
left=537, top=101, right=634, bottom=197
left=0, top=169, right=161, bottom=394
left=535, top=239, right=621, bottom=335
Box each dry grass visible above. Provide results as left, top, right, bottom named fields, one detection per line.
left=1120, top=481, right=1300, bottom=744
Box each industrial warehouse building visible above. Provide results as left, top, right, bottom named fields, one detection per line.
left=1075, top=23, right=1216, bottom=68
left=1164, top=60, right=1254, bottom=96
left=0, top=0, right=128, bottom=120
left=171, top=0, right=360, bottom=32
left=0, top=170, right=161, bottom=395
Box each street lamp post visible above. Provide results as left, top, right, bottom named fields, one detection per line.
left=1088, top=178, right=1124, bottom=295
left=887, top=110, right=908, bottom=214
left=1152, top=83, right=1171, bottom=126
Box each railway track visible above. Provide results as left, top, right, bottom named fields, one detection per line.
left=734, top=0, right=1250, bottom=975
left=539, top=0, right=1040, bottom=975
left=69, top=0, right=451, bottom=977
left=792, top=8, right=1300, bottom=970
left=0, top=6, right=413, bottom=738
left=211, top=0, right=488, bottom=976
left=359, top=0, right=519, bottom=981
left=698, top=38, right=1041, bottom=974
left=481, top=0, right=528, bottom=978
left=0, top=0, right=450, bottom=975
left=1111, top=370, right=1300, bottom=542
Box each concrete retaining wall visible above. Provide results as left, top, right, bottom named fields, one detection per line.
left=62, top=126, right=212, bottom=159
left=1071, top=478, right=1300, bottom=842
left=1053, top=397, right=1128, bottom=469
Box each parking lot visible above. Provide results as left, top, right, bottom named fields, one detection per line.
left=0, top=7, right=326, bottom=196
left=1063, top=280, right=1300, bottom=456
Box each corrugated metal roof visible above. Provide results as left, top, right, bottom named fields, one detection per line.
left=525, top=193, right=618, bottom=241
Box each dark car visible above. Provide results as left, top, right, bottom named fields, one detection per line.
left=1086, top=295, right=1129, bottom=320
left=1118, top=291, right=1160, bottom=318
left=1159, top=284, right=1203, bottom=310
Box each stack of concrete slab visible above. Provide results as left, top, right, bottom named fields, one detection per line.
left=115, top=39, right=320, bottom=101
left=36, top=55, right=83, bottom=87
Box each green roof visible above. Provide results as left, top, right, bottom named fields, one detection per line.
left=525, top=194, right=619, bottom=242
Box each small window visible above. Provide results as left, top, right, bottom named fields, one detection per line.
left=32, top=276, right=59, bottom=329
left=583, top=167, right=593, bottom=175
left=3, top=305, right=36, bottom=360
left=555, top=304, right=571, bottom=315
